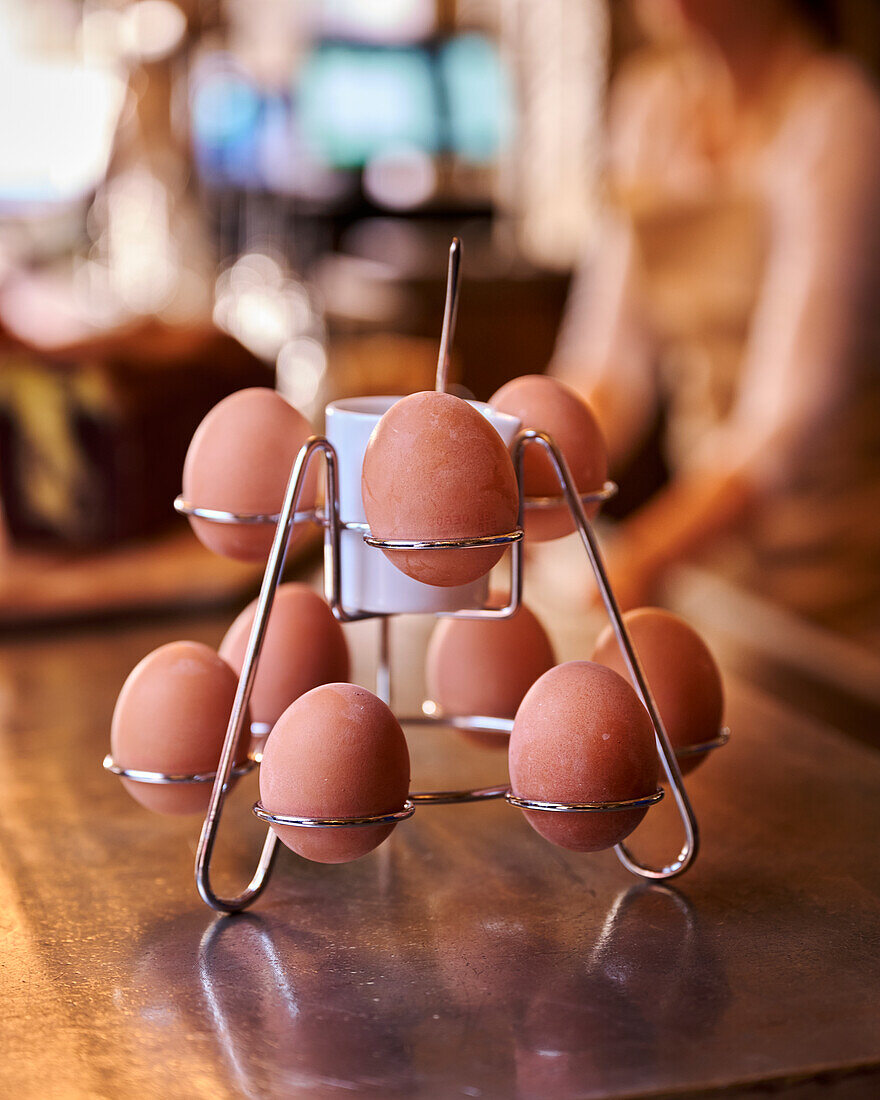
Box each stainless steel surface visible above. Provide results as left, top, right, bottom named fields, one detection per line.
left=1, top=611, right=880, bottom=1098
left=1, top=611, right=880, bottom=1100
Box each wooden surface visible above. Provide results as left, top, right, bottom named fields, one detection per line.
left=0, top=594, right=879, bottom=1099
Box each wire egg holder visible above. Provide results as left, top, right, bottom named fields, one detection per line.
left=103, top=241, right=727, bottom=913
left=104, top=421, right=728, bottom=913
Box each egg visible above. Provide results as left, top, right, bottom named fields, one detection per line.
left=489, top=375, right=608, bottom=541
left=182, top=387, right=316, bottom=561
left=361, top=392, right=520, bottom=587
left=111, top=640, right=248, bottom=815
left=509, top=661, right=658, bottom=851
left=259, top=683, right=411, bottom=863
left=591, top=607, right=724, bottom=774
left=220, top=583, right=349, bottom=733
left=425, top=596, right=555, bottom=743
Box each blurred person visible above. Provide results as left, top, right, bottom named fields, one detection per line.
left=552, top=0, right=880, bottom=642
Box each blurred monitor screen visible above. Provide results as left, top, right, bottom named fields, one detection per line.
left=439, top=34, right=513, bottom=164
left=189, top=35, right=511, bottom=192
left=298, top=45, right=439, bottom=169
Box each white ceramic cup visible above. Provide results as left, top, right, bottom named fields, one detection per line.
left=324, top=396, right=521, bottom=615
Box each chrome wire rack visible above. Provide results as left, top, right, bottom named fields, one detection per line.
left=105, top=241, right=727, bottom=912
left=103, top=425, right=728, bottom=913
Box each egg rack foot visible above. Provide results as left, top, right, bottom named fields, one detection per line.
left=109, top=429, right=727, bottom=913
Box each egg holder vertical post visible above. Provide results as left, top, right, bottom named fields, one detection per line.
left=158, top=418, right=729, bottom=914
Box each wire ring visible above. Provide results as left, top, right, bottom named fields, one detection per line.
left=399, top=710, right=510, bottom=802
left=506, top=789, right=665, bottom=813
left=173, top=495, right=318, bottom=527
left=408, top=706, right=514, bottom=734
left=364, top=529, right=523, bottom=551
left=674, top=727, right=730, bottom=758
left=253, top=799, right=415, bottom=829
left=410, top=785, right=509, bottom=805
left=103, top=754, right=257, bottom=786
left=523, top=481, right=618, bottom=509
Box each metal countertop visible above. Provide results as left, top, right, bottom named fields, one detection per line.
left=1, top=610, right=879, bottom=1099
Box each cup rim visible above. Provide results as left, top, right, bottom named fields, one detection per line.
left=325, top=394, right=521, bottom=432
left=325, top=395, right=401, bottom=420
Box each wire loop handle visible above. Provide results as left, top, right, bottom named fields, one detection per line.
left=195, top=436, right=340, bottom=913
left=511, top=429, right=700, bottom=879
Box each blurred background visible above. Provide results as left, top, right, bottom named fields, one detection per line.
left=0, top=0, right=603, bottom=547
left=1, top=0, right=880, bottom=736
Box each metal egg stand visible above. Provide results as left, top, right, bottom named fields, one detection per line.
left=104, top=428, right=727, bottom=913
left=103, top=242, right=728, bottom=914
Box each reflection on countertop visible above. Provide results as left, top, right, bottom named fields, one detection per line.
left=0, top=601, right=879, bottom=1098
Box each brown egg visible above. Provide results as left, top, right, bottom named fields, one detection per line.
left=425, top=596, right=555, bottom=743
left=361, top=392, right=519, bottom=587
left=219, top=583, right=349, bottom=732
left=489, top=375, right=607, bottom=541
left=259, top=683, right=411, bottom=864
left=111, top=641, right=248, bottom=815
left=509, top=661, right=658, bottom=851
left=182, top=387, right=316, bottom=561
left=591, top=607, right=724, bottom=774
